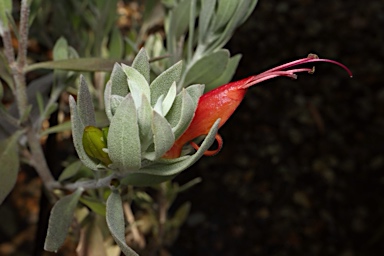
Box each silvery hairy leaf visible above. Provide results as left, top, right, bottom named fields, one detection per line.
left=106, top=188, right=138, bottom=256
left=150, top=61, right=182, bottom=105
left=110, top=63, right=128, bottom=97
left=144, top=110, right=175, bottom=161
left=165, top=89, right=196, bottom=140
left=108, top=94, right=141, bottom=172
left=44, top=189, right=82, bottom=252
left=69, top=96, right=98, bottom=170
left=77, top=76, right=96, bottom=127
left=123, top=64, right=150, bottom=108
left=120, top=119, right=220, bottom=186
left=131, top=48, right=150, bottom=83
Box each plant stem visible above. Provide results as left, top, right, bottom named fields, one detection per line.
left=1, top=0, right=58, bottom=193
left=26, top=127, right=58, bottom=190
left=18, top=0, right=29, bottom=69
left=12, top=0, right=29, bottom=118
left=62, top=173, right=119, bottom=191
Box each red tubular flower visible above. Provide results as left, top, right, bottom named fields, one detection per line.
left=163, top=54, right=352, bottom=159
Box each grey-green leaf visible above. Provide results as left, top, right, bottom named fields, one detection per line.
left=162, top=82, right=177, bottom=116
left=167, top=89, right=196, bottom=139
left=211, top=0, right=238, bottom=31
left=44, top=189, right=82, bottom=252
left=108, top=94, right=141, bottom=172
left=205, top=54, right=242, bottom=91
left=206, top=0, right=257, bottom=52
left=137, top=94, right=153, bottom=149
left=183, top=49, right=229, bottom=87
left=79, top=196, right=106, bottom=216
left=131, top=48, right=150, bottom=83
left=25, top=58, right=132, bottom=73
left=168, top=0, right=192, bottom=40
left=69, top=96, right=98, bottom=170
left=58, top=160, right=83, bottom=182
left=106, top=189, right=138, bottom=256
left=123, top=64, right=150, bottom=104
left=139, top=118, right=220, bottom=176
left=185, top=83, right=205, bottom=106
left=0, top=130, right=23, bottom=205
left=150, top=61, right=182, bottom=105
left=111, top=63, right=129, bottom=97
left=77, top=76, right=96, bottom=127
left=110, top=94, right=125, bottom=116
left=198, top=0, right=216, bottom=44
left=145, top=110, right=175, bottom=160
left=104, top=81, right=113, bottom=121
left=121, top=119, right=220, bottom=186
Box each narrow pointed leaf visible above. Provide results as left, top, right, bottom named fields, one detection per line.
left=40, top=120, right=71, bottom=136
left=211, top=0, right=238, bottom=31
left=131, top=48, right=150, bottom=83
left=198, top=0, right=216, bottom=43
left=0, top=130, right=23, bottom=205
left=44, top=189, right=82, bottom=252
left=111, top=63, right=129, bottom=97
left=106, top=189, right=138, bottom=256
left=77, top=76, right=96, bottom=127
left=25, top=58, right=132, bottom=73
left=145, top=111, right=175, bottom=160
left=169, top=0, right=192, bottom=39
left=79, top=196, right=106, bottom=216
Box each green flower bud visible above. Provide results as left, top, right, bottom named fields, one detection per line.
left=82, top=126, right=112, bottom=166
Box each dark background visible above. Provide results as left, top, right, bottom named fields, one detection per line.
left=173, top=0, right=384, bottom=255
